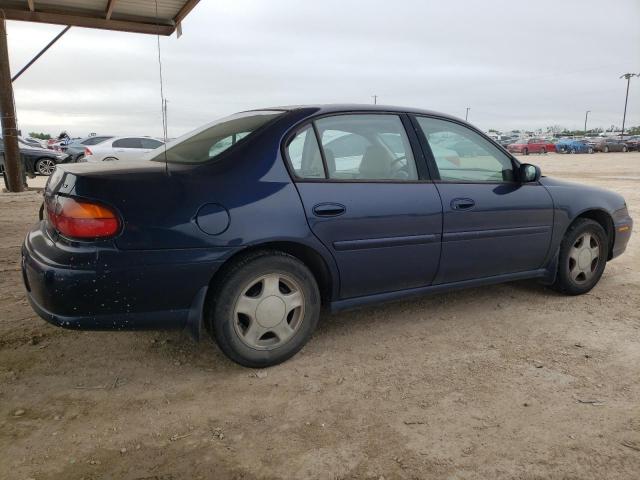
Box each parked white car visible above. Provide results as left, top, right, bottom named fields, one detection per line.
left=83, top=136, right=164, bottom=162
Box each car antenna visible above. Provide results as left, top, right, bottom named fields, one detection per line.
left=154, top=0, right=169, bottom=174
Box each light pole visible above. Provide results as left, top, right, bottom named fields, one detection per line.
left=372, top=95, right=378, bottom=105
left=465, top=107, right=470, bottom=121
left=584, top=110, right=590, bottom=135
left=620, top=73, right=639, bottom=138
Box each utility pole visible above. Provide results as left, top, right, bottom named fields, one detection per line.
left=620, top=73, right=639, bottom=139
left=584, top=110, right=590, bottom=135
left=372, top=95, right=378, bottom=105
left=465, top=107, right=470, bottom=121
left=0, top=18, right=23, bottom=192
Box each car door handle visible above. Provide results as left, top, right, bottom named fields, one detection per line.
left=313, top=203, right=346, bottom=217
left=451, top=198, right=475, bottom=210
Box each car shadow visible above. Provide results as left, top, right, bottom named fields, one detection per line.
left=314, top=279, right=555, bottom=337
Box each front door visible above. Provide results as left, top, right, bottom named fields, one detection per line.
left=412, top=115, right=554, bottom=284
left=285, top=113, right=442, bottom=299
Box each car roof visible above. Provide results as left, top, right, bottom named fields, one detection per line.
left=252, top=104, right=466, bottom=122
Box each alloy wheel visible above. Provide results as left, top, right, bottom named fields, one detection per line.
left=568, top=232, right=601, bottom=283
left=37, top=158, right=56, bottom=175
left=233, top=273, right=305, bottom=350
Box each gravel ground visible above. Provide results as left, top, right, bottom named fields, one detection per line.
left=1, top=152, right=639, bottom=479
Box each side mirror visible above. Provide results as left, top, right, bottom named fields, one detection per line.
left=520, top=163, right=541, bottom=183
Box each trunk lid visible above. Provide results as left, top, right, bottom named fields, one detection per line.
left=46, top=161, right=203, bottom=250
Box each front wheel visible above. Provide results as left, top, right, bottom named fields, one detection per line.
left=588, top=147, right=594, bottom=154
left=541, top=147, right=547, bottom=154
left=604, top=146, right=609, bottom=153
left=210, top=251, right=320, bottom=367
left=35, top=158, right=56, bottom=175
left=523, top=148, right=529, bottom=156
left=553, top=218, right=607, bottom=295
left=622, top=146, right=628, bottom=152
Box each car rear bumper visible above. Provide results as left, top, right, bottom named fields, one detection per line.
left=22, top=222, right=231, bottom=331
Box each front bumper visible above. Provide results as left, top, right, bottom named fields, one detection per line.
left=22, top=222, right=230, bottom=331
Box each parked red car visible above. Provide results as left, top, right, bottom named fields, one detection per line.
left=507, top=138, right=550, bottom=155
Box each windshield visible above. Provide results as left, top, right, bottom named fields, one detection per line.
left=149, top=110, right=283, bottom=164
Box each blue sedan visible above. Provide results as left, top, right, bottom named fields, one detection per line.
left=556, top=139, right=594, bottom=154
left=22, top=105, right=633, bottom=367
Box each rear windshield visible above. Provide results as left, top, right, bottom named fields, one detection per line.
left=150, top=110, right=283, bottom=164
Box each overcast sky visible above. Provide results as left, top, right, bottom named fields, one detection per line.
left=6, top=0, right=640, bottom=138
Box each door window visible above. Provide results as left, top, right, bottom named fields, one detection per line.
left=286, top=126, right=325, bottom=178
left=141, top=138, right=164, bottom=149
left=415, top=117, right=515, bottom=182
left=82, top=136, right=112, bottom=146
left=315, top=115, right=418, bottom=181
left=113, top=138, right=143, bottom=149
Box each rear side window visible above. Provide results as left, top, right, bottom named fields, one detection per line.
left=113, top=138, right=143, bottom=148
left=83, top=136, right=112, bottom=146
left=286, top=126, right=325, bottom=178
left=285, top=114, right=419, bottom=181
left=151, top=110, right=282, bottom=164
left=316, top=115, right=418, bottom=180
left=141, top=138, right=164, bottom=149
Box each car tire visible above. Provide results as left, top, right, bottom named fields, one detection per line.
left=541, top=147, right=547, bottom=154
left=523, top=148, right=529, bottom=156
left=570, top=148, right=576, bottom=154
left=603, top=146, right=609, bottom=153
left=588, top=147, right=594, bottom=154
left=35, top=158, right=56, bottom=176
left=103, top=157, right=118, bottom=161
left=622, top=146, right=628, bottom=152
left=552, top=218, right=608, bottom=296
left=209, top=251, right=321, bottom=368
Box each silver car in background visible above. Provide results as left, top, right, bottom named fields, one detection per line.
left=84, top=136, right=164, bottom=162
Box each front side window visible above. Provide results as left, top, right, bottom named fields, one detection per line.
left=416, top=116, right=515, bottom=183
left=150, top=110, right=282, bottom=164
left=315, top=114, right=418, bottom=181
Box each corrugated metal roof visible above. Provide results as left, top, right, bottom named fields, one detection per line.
left=0, top=0, right=200, bottom=35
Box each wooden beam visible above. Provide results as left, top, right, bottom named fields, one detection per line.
left=174, top=0, right=199, bottom=25
left=105, top=0, right=116, bottom=20
left=2, top=8, right=175, bottom=35
left=0, top=17, right=24, bottom=191
left=27, top=0, right=35, bottom=12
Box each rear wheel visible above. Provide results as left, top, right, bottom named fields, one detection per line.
left=35, top=158, right=56, bottom=175
left=588, top=147, right=594, bottom=154
left=553, top=218, right=607, bottom=295
left=622, top=146, right=628, bottom=152
left=103, top=157, right=118, bottom=161
left=604, top=146, right=609, bottom=153
left=523, top=148, right=529, bottom=156
left=209, top=251, right=321, bottom=367
left=541, top=147, right=547, bottom=154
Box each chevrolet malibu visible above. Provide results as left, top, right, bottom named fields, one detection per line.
left=22, top=105, right=633, bottom=367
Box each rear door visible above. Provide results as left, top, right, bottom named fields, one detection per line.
left=412, top=115, right=554, bottom=284
left=285, top=113, right=443, bottom=299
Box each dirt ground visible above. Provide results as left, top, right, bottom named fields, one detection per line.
left=1, top=153, right=639, bottom=480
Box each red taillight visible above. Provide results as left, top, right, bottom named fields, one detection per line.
left=46, top=196, right=120, bottom=239
left=84, top=147, right=93, bottom=156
